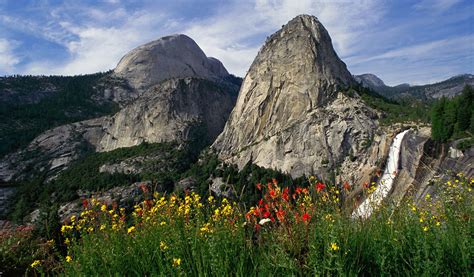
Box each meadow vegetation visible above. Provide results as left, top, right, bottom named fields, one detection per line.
left=9, top=174, right=471, bottom=276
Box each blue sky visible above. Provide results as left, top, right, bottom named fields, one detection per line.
left=0, top=0, right=472, bottom=85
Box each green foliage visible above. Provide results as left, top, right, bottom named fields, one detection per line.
left=185, top=153, right=306, bottom=206
left=0, top=73, right=118, bottom=158
left=347, top=85, right=431, bottom=125
left=431, top=85, right=474, bottom=142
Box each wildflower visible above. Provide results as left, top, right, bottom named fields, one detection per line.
left=343, top=181, right=351, bottom=191
left=47, top=239, right=55, bottom=245
left=276, top=209, right=285, bottom=221
left=101, top=204, right=107, bottom=212
left=64, top=238, right=70, bottom=245
left=282, top=187, right=290, bottom=201
left=423, top=226, right=429, bottom=232
left=160, top=241, right=168, bottom=251
left=100, top=224, right=106, bottom=231
left=256, top=183, right=262, bottom=190
left=302, top=213, right=311, bottom=223
left=31, top=260, right=41, bottom=268
left=316, top=182, right=326, bottom=192
left=66, top=256, right=72, bottom=263
left=172, top=258, right=181, bottom=267
left=208, top=196, right=215, bottom=204
left=61, top=225, right=73, bottom=233
left=330, top=242, right=340, bottom=251
left=160, top=221, right=167, bottom=226
left=259, top=218, right=271, bottom=225
left=127, top=226, right=136, bottom=234
left=200, top=223, right=213, bottom=234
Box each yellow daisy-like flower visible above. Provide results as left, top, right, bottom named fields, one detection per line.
left=423, top=226, right=429, bottom=232
left=127, top=226, right=136, bottom=234
left=330, top=242, right=340, bottom=251
left=172, top=258, right=181, bottom=267
left=101, top=204, right=107, bottom=212
left=66, top=256, right=72, bottom=263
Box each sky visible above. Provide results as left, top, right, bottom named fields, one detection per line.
left=0, top=0, right=472, bottom=85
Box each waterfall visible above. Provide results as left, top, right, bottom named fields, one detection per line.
left=352, top=129, right=410, bottom=219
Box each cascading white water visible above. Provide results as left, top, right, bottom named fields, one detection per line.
left=352, top=129, right=410, bottom=219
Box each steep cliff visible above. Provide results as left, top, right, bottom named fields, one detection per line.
left=213, top=15, right=378, bottom=181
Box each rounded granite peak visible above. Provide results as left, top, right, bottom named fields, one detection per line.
left=114, top=34, right=229, bottom=91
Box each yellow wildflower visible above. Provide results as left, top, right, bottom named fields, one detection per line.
left=127, top=226, right=136, bottom=234
left=101, top=204, right=107, bottom=212
left=330, top=242, right=340, bottom=251
left=31, top=260, right=41, bottom=268
left=160, top=241, right=168, bottom=251
left=423, top=226, right=429, bottom=232
left=172, top=258, right=181, bottom=267
left=66, top=256, right=72, bottom=263
left=160, top=221, right=167, bottom=226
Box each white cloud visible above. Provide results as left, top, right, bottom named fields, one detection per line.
left=0, top=39, right=20, bottom=73
left=347, top=35, right=474, bottom=85
left=414, top=0, right=462, bottom=13
left=185, top=0, right=387, bottom=76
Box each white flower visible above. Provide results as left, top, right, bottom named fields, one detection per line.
left=259, top=218, right=271, bottom=225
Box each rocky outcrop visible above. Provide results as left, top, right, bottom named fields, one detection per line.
left=99, top=78, right=237, bottom=151
left=213, top=15, right=377, bottom=181
left=113, top=34, right=228, bottom=92
left=0, top=117, right=107, bottom=182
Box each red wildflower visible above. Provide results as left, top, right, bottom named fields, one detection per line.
left=363, top=182, right=369, bottom=189
left=295, top=187, right=303, bottom=194
left=258, top=199, right=264, bottom=207
left=316, top=182, right=326, bottom=192
left=343, top=181, right=351, bottom=191
left=269, top=189, right=277, bottom=198
left=256, top=183, right=262, bottom=191
left=302, top=213, right=311, bottom=223
left=282, top=188, right=289, bottom=201
left=276, top=209, right=285, bottom=221
left=263, top=211, right=271, bottom=218
left=82, top=199, right=89, bottom=208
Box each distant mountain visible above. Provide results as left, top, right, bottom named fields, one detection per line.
left=353, top=74, right=386, bottom=89
left=353, top=73, right=474, bottom=100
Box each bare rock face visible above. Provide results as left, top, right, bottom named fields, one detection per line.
left=213, top=15, right=377, bottom=179
left=0, top=117, right=107, bottom=182
left=99, top=78, right=237, bottom=151
left=113, top=34, right=229, bottom=92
